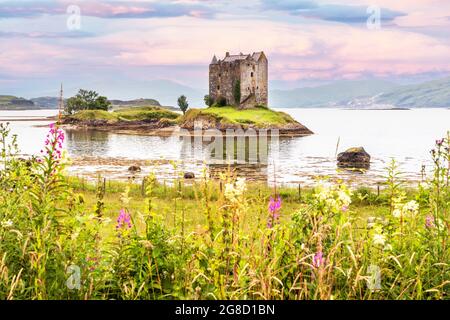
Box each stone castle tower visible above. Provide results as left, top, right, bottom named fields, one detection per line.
left=209, top=51, right=268, bottom=109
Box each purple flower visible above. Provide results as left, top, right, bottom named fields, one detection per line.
left=342, top=205, right=349, bottom=212
left=116, top=209, right=132, bottom=230
left=312, top=251, right=324, bottom=268
left=269, top=196, right=282, bottom=215
left=267, top=196, right=282, bottom=228
left=436, top=139, right=444, bottom=146
left=425, top=215, right=435, bottom=229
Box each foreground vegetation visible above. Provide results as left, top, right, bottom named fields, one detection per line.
left=0, top=123, right=448, bottom=300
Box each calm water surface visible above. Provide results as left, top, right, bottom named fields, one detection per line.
left=2, top=108, right=449, bottom=186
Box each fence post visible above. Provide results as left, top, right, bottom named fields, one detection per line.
left=298, top=183, right=302, bottom=200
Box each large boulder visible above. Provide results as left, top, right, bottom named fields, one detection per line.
left=184, top=172, right=195, bottom=179
left=128, top=165, right=141, bottom=172
left=337, top=147, right=370, bottom=169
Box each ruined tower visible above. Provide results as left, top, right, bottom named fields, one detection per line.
left=209, top=51, right=268, bottom=109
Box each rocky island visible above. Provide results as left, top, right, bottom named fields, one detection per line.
left=60, top=51, right=313, bottom=136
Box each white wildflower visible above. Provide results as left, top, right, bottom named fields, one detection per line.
left=235, top=177, right=246, bottom=196
left=337, top=190, right=352, bottom=206
left=373, top=233, right=386, bottom=246
left=1, top=219, right=13, bottom=228
left=224, top=183, right=236, bottom=201
left=392, top=209, right=402, bottom=218
left=402, top=200, right=419, bottom=215
left=224, top=178, right=246, bottom=203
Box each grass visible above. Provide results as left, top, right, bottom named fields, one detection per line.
left=0, top=123, right=448, bottom=300
left=180, top=106, right=299, bottom=128
left=67, top=106, right=180, bottom=123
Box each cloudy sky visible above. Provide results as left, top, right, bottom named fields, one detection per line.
left=1, top=0, right=449, bottom=101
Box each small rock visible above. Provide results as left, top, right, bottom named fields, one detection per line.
left=128, top=165, right=141, bottom=172
left=337, top=147, right=370, bottom=169
left=184, top=172, right=195, bottom=179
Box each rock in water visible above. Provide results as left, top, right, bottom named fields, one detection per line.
left=128, top=165, right=141, bottom=172
left=184, top=172, right=195, bottom=179
left=337, top=147, right=370, bottom=169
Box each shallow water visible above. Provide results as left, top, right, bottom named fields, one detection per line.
left=1, top=108, right=448, bottom=186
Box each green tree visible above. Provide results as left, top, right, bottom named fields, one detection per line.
left=65, top=89, right=111, bottom=114
left=177, top=95, right=189, bottom=115
left=233, top=80, right=241, bottom=107
left=204, top=94, right=214, bottom=107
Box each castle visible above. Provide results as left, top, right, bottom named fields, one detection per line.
left=209, top=51, right=268, bottom=109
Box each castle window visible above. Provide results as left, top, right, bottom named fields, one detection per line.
left=257, top=86, right=259, bottom=90
left=251, top=72, right=254, bottom=77
left=219, top=73, right=222, bottom=77
left=217, top=85, right=220, bottom=90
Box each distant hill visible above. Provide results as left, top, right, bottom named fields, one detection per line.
left=0, top=95, right=36, bottom=110
left=31, top=97, right=61, bottom=109
left=270, top=80, right=399, bottom=108
left=110, top=98, right=179, bottom=111
left=372, top=77, right=450, bottom=108
left=110, top=98, right=160, bottom=107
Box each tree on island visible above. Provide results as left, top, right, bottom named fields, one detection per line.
left=65, top=89, right=111, bottom=114
left=177, top=95, right=189, bottom=115
left=204, top=94, right=213, bottom=107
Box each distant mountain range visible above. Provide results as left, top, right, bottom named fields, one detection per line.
left=0, top=96, right=168, bottom=110
left=270, top=77, right=450, bottom=108
left=1, top=77, right=449, bottom=110
left=371, top=77, right=450, bottom=108
left=0, top=95, right=35, bottom=110
left=270, top=80, right=398, bottom=108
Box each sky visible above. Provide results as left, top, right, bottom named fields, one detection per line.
left=0, top=0, right=449, bottom=103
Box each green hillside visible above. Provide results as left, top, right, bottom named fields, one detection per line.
left=0, top=95, right=36, bottom=110
left=375, top=77, right=450, bottom=108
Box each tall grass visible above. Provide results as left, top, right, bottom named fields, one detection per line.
left=0, top=123, right=448, bottom=300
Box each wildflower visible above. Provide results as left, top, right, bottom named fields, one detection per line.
left=393, top=208, right=402, bottom=218
left=337, top=189, right=352, bottom=207
left=341, top=205, right=349, bottom=212
left=436, top=139, right=444, bottom=146
left=425, top=215, right=435, bottom=229
left=41, top=123, right=65, bottom=162
left=116, top=209, right=132, bottom=230
left=268, top=196, right=282, bottom=215
left=1, top=219, right=13, bottom=228
left=267, top=196, right=282, bottom=228
left=403, top=200, right=419, bottom=213
left=373, top=233, right=386, bottom=247
left=312, top=251, right=324, bottom=268
left=367, top=216, right=376, bottom=229
left=224, top=177, right=246, bottom=203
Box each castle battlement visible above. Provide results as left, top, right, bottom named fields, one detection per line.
left=209, top=51, right=268, bottom=109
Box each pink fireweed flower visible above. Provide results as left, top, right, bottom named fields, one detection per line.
left=342, top=205, right=349, bottom=212
left=436, top=139, right=444, bottom=146
left=116, top=209, right=132, bottom=230
left=425, top=215, right=435, bottom=229
left=312, top=251, right=324, bottom=268
left=41, top=123, right=65, bottom=162
left=267, top=196, right=282, bottom=228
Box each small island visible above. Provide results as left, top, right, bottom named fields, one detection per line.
left=60, top=51, right=313, bottom=136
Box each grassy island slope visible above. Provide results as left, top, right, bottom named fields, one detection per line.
left=63, top=106, right=180, bottom=126
left=180, top=106, right=313, bottom=135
